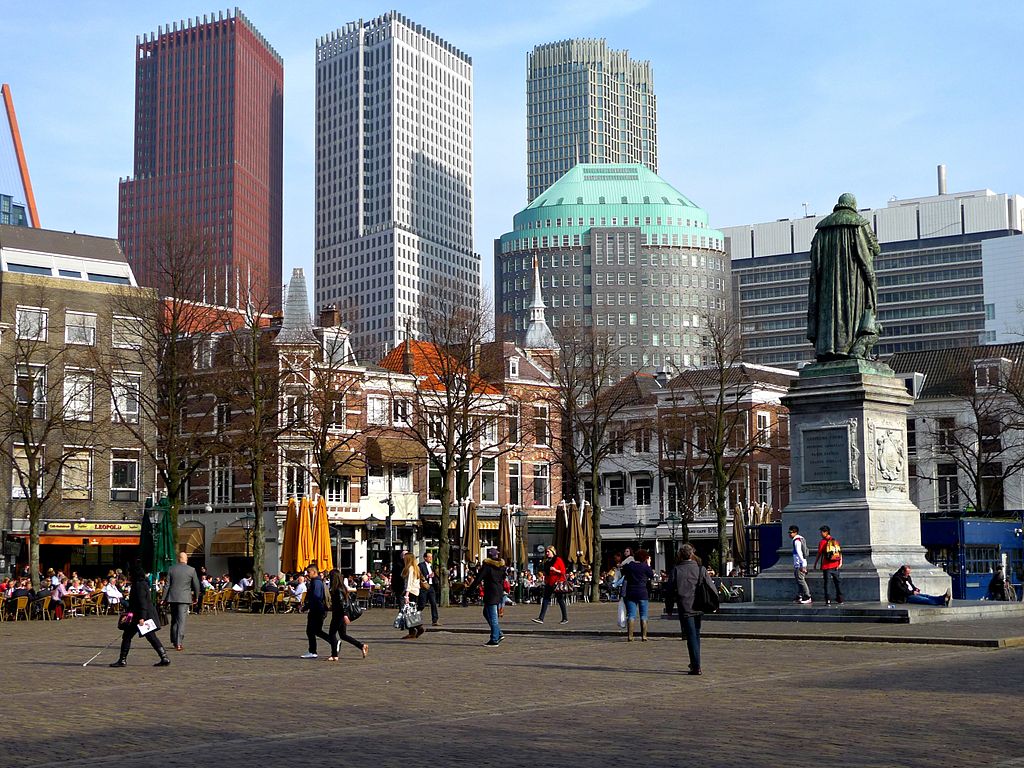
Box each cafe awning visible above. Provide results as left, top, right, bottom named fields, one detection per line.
left=210, top=526, right=249, bottom=557
left=177, top=525, right=205, bottom=556
left=366, top=437, right=426, bottom=466
left=39, top=535, right=140, bottom=546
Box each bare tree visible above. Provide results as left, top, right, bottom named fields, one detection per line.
left=0, top=295, right=105, bottom=590
left=548, top=327, right=640, bottom=602
left=385, top=288, right=516, bottom=606
left=94, top=223, right=223, bottom=549
left=920, top=363, right=1024, bottom=514
left=661, top=311, right=786, bottom=570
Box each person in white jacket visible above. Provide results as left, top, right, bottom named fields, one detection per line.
left=789, top=526, right=812, bottom=604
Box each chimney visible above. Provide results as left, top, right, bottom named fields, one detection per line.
left=319, top=304, right=339, bottom=328
left=937, top=164, right=947, bottom=196
left=403, top=317, right=414, bottom=374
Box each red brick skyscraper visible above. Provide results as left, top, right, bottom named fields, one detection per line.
left=118, top=10, right=283, bottom=309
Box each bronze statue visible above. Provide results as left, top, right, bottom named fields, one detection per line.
left=806, top=193, right=881, bottom=361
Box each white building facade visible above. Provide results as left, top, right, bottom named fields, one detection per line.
left=314, top=12, right=479, bottom=360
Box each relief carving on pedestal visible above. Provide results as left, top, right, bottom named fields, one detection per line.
left=867, top=417, right=907, bottom=493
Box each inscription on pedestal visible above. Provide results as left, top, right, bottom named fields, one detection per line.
left=800, top=419, right=859, bottom=491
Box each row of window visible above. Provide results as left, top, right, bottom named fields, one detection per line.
left=16, top=365, right=141, bottom=422
left=11, top=448, right=140, bottom=501
left=14, top=307, right=142, bottom=348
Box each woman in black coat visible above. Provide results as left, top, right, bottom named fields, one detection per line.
left=673, top=544, right=714, bottom=676
left=110, top=561, right=170, bottom=667
left=324, top=569, right=368, bottom=661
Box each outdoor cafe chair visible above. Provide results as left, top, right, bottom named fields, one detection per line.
left=32, top=595, right=52, bottom=620
left=259, top=592, right=278, bottom=614
left=11, top=596, right=29, bottom=621
left=200, top=591, right=218, bottom=614
left=354, top=588, right=371, bottom=610
left=82, top=592, right=106, bottom=616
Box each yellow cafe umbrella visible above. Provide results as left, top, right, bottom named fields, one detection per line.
left=296, top=496, right=314, bottom=573
left=311, top=495, right=334, bottom=572
left=280, top=497, right=298, bottom=574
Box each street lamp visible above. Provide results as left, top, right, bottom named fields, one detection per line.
left=512, top=506, right=527, bottom=604
left=240, top=513, right=256, bottom=560
left=633, top=514, right=647, bottom=548
left=666, top=512, right=681, bottom=566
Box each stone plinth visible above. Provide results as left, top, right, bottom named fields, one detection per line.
left=755, top=359, right=951, bottom=602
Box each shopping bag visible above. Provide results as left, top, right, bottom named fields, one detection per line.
left=616, top=598, right=627, bottom=629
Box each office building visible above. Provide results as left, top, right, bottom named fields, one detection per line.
left=0, top=84, right=39, bottom=227
left=118, top=10, right=284, bottom=309
left=527, top=39, right=656, bottom=203
left=496, top=163, right=728, bottom=373
left=315, top=12, right=479, bottom=360
left=727, top=174, right=1024, bottom=367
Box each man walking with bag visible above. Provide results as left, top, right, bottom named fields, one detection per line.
left=164, top=552, right=201, bottom=651
left=813, top=525, right=844, bottom=605
left=788, top=526, right=812, bottom=604
left=418, top=551, right=440, bottom=626
left=302, top=565, right=328, bottom=658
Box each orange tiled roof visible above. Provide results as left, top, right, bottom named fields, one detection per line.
left=379, top=340, right=502, bottom=395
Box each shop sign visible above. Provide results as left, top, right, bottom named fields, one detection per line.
left=45, top=522, right=142, bottom=533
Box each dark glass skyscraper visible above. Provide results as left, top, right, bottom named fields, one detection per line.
left=118, top=10, right=283, bottom=308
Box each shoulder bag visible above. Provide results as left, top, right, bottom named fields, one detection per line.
left=116, top=610, right=135, bottom=631
left=692, top=567, right=720, bottom=614
left=345, top=602, right=364, bottom=622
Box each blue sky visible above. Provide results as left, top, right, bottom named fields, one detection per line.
left=2, top=1, right=1022, bottom=293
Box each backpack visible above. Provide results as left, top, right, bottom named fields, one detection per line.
left=322, top=580, right=332, bottom=610
left=795, top=535, right=809, bottom=560
left=824, top=537, right=842, bottom=562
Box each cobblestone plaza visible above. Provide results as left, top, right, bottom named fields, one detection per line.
left=2, top=604, right=1022, bottom=767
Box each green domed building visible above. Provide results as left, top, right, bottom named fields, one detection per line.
left=495, top=163, right=728, bottom=372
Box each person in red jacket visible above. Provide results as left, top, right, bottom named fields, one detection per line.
left=531, top=546, right=569, bottom=625
left=813, top=526, right=844, bottom=605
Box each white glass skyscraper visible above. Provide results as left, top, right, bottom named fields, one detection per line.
left=315, top=12, right=479, bottom=359
left=527, top=39, right=657, bottom=203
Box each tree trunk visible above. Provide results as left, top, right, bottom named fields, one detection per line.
left=437, top=478, right=451, bottom=607
left=715, top=461, right=729, bottom=572
left=28, top=499, right=41, bottom=592
left=251, top=462, right=266, bottom=578
left=589, top=464, right=602, bottom=602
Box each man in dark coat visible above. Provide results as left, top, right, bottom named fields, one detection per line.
left=468, top=548, right=506, bottom=646
left=164, top=552, right=201, bottom=651
left=806, top=193, right=881, bottom=360
left=110, top=562, right=170, bottom=667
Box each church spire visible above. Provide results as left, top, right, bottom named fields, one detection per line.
left=524, top=254, right=556, bottom=350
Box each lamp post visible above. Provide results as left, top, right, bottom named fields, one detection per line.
left=633, top=514, right=647, bottom=550
left=666, top=512, right=681, bottom=569
left=512, top=505, right=527, bottom=604
left=240, top=513, right=256, bottom=561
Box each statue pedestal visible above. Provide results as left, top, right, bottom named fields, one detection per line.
left=755, top=360, right=951, bottom=602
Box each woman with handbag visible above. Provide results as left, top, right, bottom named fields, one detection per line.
left=325, top=569, right=368, bottom=661
left=110, top=561, right=170, bottom=668
left=532, top=546, right=569, bottom=625
left=401, top=552, right=425, bottom=639
left=673, top=544, right=715, bottom=676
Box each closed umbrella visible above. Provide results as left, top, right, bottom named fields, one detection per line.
left=580, top=500, right=594, bottom=565
left=732, top=503, right=747, bottom=570
left=498, top=505, right=514, bottom=563
left=152, top=506, right=175, bottom=578
left=280, top=497, right=298, bottom=574
left=139, top=509, right=154, bottom=573
left=461, top=500, right=479, bottom=563
left=554, top=501, right=570, bottom=561
left=517, top=508, right=529, bottom=571
left=567, top=500, right=584, bottom=566
left=311, top=495, right=333, bottom=572
left=296, top=496, right=314, bottom=573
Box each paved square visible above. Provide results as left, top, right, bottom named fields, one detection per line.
left=2, top=604, right=1023, bottom=767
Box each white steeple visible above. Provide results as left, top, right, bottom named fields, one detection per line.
left=524, top=255, right=556, bottom=350
left=275, top=268, right=316, bottom=345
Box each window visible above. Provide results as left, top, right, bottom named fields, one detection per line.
left=64, top=312, right=97, bottom=345
left=392, top=464, right=412, bottom=493
left=62, top=451, right=91, bottom=500
left=532, top=463, right=550, bottom=507
left=367, top=395, right=388, bottom=425
left=533, top=405, right=549, bottom=446
left=112, top=316, right=143, bottom=349
left=212, top=456, right=233, bottom=504
left=509, top=357, right=519, bottom=378
left=63, top=370, right=93, bottom=421
left=16, top=306, right=47, bottom=340
left=428, top=464, right=443, bottom=502
left=327, top=396, right=347, bottom=429
left=634, top=427, right=652, bottom=454
left=906, top=418, right=916, bottom=455
left=508, top=462, right=521, bottom=505
left=608, top=475, right=625, bottom=507
left=980, top=417, right=1001, bottom=453
left=283, top=393, right=306, bottom=426
left=325, top=474, right=349, bottom=503
left=981, top=462, right=1004, bottom=513
left=937, top=463, right=958, bottom=514
left=507, top=402, right=520, bottom=443
left=635, top=476, right=652, bottom=506
left=756, top=412, right=771, bottom=447
left=937, top=417, right=956, bottom=449
left=112, top=374, right=141, bottom=423
left=482, top=417, right=498, bottom=446
left=16, top=363, right=47, bottom=418
left=481, top=458, right=497, bottom=503
left=110, top=450, right=140, bottom=501
left=609, top=425, right=624, bottom=454
left=392, top=398, right=410, bottom=426
left=11, top=447, right=40, bottom=499
left=428, top=417, right=444, bottom=442
left=965, top=545, right=1000, bottom=575
left=757, top=465, right=772, bottom=506
left=193, top=337, right=214, bottom=369
left=215, top=403, right=232, bottom=432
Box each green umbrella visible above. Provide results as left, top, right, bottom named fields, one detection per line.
left=152, top=500, right=176, bottom=578
left=139, top=508, right=155, bottom=572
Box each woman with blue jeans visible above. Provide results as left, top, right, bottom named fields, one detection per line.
left=674, top=544, right=714, bottom=675
left=468, top=548, right=507, bottom=646
left=620, top=549, right=655, bottom=642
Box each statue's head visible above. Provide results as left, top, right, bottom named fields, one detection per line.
left=835, top=192, right=858, bottom=211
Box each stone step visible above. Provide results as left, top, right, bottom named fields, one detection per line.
left=707, top=600, right=1024, bottom=624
